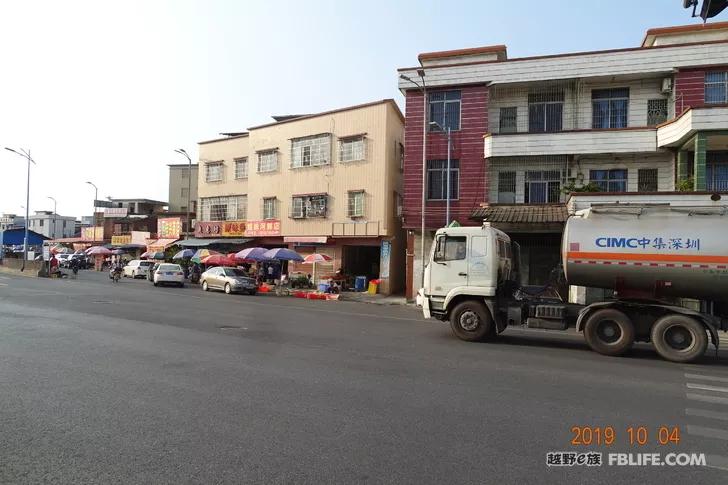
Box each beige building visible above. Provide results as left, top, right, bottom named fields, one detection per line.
left=168, top=163, right=199, bottom=214
left=195, top=99, right=406, bottom=294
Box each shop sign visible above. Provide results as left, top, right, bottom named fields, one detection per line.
left=380, top=240, right=391, bottom=279
left=111, top=235, right=132, bottom=245
left=81, top=226, right=105, bottom=241
left=104, top=207, right=128, bottom=218
left=245, top=219, right=281, bottom=237
left=158, top=217, right=182, bottom=239
left=221, top=220, right=246, bottom=237
left=131, top=231, right=150, bottom=245
left=195, top=221, right=222, bottom=237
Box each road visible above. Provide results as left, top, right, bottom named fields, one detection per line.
left=1, top=270, right=728, bottom=484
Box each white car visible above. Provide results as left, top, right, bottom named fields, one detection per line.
left=153, top=263, right=185, bottom=287
left=123, top=259, right=155, bottom=278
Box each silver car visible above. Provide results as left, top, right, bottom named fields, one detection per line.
left=200, top=267, right=257, bottom=295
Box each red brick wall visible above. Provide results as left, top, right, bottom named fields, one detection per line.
left=402, top=84, right=488, bottom=230
left=675, top=66, right=728, bottom=115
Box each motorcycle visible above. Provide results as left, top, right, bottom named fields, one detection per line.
left=110, top=266, right=122, bottom=283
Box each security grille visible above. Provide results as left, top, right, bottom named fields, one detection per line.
left=705, top=71, right=728, bottom=104
left=257, top=150, right=278, bottom=173
left=234, top=158, right=248, bottom=179
left=647, top=99, right=668, bottom=126
left=262, top=197, right=278, bottom=219
left=199, top=195, right=247, bottom=221
left=205, top=162, right=224, bottom=182
left=290, top=194, right=327, bottom=219
left=339, top=136, right=366, bottom=162
left=348, top=191, right=365, bottom=218
left=638, top=168, right=658, bottom=192
left=291, top=134, right=331, bottom=168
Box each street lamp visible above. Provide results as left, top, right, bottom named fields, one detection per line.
left=5, top=147, right=36, bottom=271
left=85, top=181, right=98, bottom=244
left=399, top=68, right=427, bottom=289
left=429, top=121, right=452, bottom=226
left=174, top=148, right=192, bottom=239
left=47, top=196, right=57, bottom=239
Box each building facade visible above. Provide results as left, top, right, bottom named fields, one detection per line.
left=398, top=21, right=728, bottom=298
left=196, top=99, right=406, bottom=294
left=27, top=211, right=76, bottom=239
left=168, top=163, right=199, bottom=213
left=0, top=213, right=25, bottom=231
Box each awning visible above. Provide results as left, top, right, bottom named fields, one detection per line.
left=176, top=237, right=253, bottom=247
left=470, top=204, right=568, bottom=223
left=146, top=238, right=179, bottom=249
left=48, top=237, right=86, bottom=244
left=283, top=236, right=328, bottom=244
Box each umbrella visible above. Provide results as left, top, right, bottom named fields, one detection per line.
left=302, top=253, right=332, bottom=284
left=235, top=247, right=271, bottom=262
left=111, top=249, right=126, bottom=255
left=140, top=251, right=151, bottom=259
left=86, top=246, right=112, bottom=256
left=148, top=251, right=166, bottom=260
left=262, top=248, right=304, bottom=262
left=202, top=254, right=237, bottom=266
left=172, top=249, right=195, bottom=260
left=191, top=248, right=220, bottom=263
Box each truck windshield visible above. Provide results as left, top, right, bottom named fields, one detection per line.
left=434, top=236, right=467, bottom=262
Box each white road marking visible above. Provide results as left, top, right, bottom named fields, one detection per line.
left=685, top=373, right=728, bottom=383
left=687, top=383, right=728, bottom=393
left=686, top=393, right=728, bottom=405
left=0, top=283, right=8, bottom=287
left=686, top=408, right=728, bottom=421
left=686, top=425, right=728, bottom=441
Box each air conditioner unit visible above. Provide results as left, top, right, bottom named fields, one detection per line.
left=661, top=78, right=673, bottom=94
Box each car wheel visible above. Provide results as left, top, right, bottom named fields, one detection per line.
left=224, top=283, right=232, bottom=294
left=153, top=281, right=158, bottom=287
left=202, top=281, right=209, bottom=291
left=651, top=314, right=708, bottom=363
left=248, top=290, right=256, bottom=296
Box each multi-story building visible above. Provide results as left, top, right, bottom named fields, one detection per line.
left=0, top=213, right=25, bottom=231
left=168, top=163, right=199, bottom=216
left=196, top=99, right=406, bottom=294
left=398, top=21, right=728, bottom=298
left=27, top=211, right=76, bottom=239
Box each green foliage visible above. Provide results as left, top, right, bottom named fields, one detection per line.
left=562, top=181, right=603, bottom=194
left=676, top=177, right=694, bottom=192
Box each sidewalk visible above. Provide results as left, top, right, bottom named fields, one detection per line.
left=338, top=291, right=413, bottom=306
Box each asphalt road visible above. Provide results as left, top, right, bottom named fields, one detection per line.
left=1, top=270, right=728, bottom=484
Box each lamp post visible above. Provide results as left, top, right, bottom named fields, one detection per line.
left=47, top=196, right=57, bottom=239
left=174, top=148, right=192, bottom=239
left=5, top=147, right=36, bottom=271
left=85, top=181, right=98, bottom=244
left=399, top=68, right=427, bottom=288
left=429, top=121, right=452, bottom=226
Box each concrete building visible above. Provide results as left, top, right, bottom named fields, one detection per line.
left=196, top=99, right=406, bottom=294
left=0, top=213, right=25, bottom=231
left=26, top=211, right=76, bottom=239
left=398, top=20, right=728, bottom=299
left=168, top=163, right=199, bottom=231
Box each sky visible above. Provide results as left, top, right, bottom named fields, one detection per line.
left=0, top=0, right=710, bottom=219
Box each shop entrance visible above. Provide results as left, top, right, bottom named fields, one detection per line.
left=342, top=245, right=380, bottom=281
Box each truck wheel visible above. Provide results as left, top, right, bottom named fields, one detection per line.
left=651, top=314, right=708, bottom=363
left=583, top=309, right=635, bottom=356
left=450, top=301, right=494, bottom=342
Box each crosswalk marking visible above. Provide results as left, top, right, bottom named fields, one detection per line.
left=687, top=425, right=728, bottom=441
left=686, top=393, right=728, bottom=405
left=686, top=408, right=728, bottom=421
left=687, top=383, right=728, bottom=393
left=685, top=373, right=728, bottom=383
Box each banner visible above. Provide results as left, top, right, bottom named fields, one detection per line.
left=131, top=231, right=150, bottom=245
left=104, top=207, right=128, bottom=218
left=195, top=221, right=222, bottom=237
left=244, top=220, right=281, bottom=237
left=81, top=226, right=104, bottom=241
left=380, top=240, right=391, bottom=279
left=221, top=220, right=246, bottom=237
left=158, top=217, right=182, bottom=239
left=111, top=235, right=132, bottom=245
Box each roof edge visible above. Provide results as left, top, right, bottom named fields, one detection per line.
left=418, top=44, right=507, bottom=61
left=642, top=20, right=728, bottom=47
left=247, top=99, right=402, bottom=130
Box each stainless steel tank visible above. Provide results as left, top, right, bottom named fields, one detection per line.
left=562, top=205, right=728, bottom=301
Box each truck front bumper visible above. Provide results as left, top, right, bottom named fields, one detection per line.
left=417, top=289, right=431, bottom=319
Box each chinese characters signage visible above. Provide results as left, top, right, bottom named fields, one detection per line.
left=222, top=221, right=246, bottom=237
left=195, top=221, right=222, bottom=237
left=81, top=226, right=105, bottom=241
left=111, top=235, right=132, bottom=245
left=245, top=220, right=281, bottom=237
left=103, top=207, right=128, bottom=218
left=158, top=217, right=182, bottom=239
left=595, top=237, right=701, bottom=251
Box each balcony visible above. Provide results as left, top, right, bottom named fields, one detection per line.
left=657, top=106, right=728, bottom=148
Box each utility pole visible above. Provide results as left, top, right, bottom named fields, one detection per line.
left=86, top=181, right=98, bottom=244
left=174, top=148, right=192, bottom=239
left=5, top=147, right=36, bottom=271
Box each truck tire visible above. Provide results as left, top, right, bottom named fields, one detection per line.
left=583, top=309, right=635, bottom=357
left=651, top=314, right=708, bottom=363
left=450, top=300, right=495, bottom=342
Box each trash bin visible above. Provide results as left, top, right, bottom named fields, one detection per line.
left=367, top=279, right=381, bottom=294
left=318, top=283, right=330, bottom=293
left=354, top=276, right=367, bottom=292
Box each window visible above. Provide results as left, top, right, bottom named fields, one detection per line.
left=290, top=194, right=327, bottom=219
left=429, top=90, right=461, bottom=131
left=199, top=195, right=247, bottom=221
left=524, top=170, right=561, bottom=204
left=427, top=159, right=459, bottom=200
left=705, top=72, right=728, bottom=104
left=528, top=91, right=564, bottom=133
left=590, top=169, right=628, bottom=192
left=497, top=171, right=516, bottom=203
left=339, top=136, right=365, bottom=162
left=638, top=168, right=658, bottom=192
left=434, top=235, right=467, bottom=262
left=257, top=150, right=278, bottom=173
left=234, top=158, right=248, bottom=179
left=499, top=107, right=517, bottom=133
left=291, top=134, right=331, bottom=168
left=205, top=162, right=224, bottom=182
left=348, top=191, right=365, bottom=218
left=39, top=219, right=44, bottom=227
left=592, top=88, right=629, bottom=129
left=707, top=163, right=728, bottom=191
left=647, top=99, right=668, bottom=126
left=181, top=170, right=189, bottom=179
left=263, top=197, right=277, bottom=219
left=181, top=187, right=189, bottom=198
left=398, top=142, right=405, bottom=170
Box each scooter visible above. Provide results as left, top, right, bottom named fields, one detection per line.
left=110, top=266, right=122, bottom=283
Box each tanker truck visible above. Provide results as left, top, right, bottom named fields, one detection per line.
left=417, top=203, right=728, bottom=363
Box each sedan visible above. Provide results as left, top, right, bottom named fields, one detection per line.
left=153, top=263, right=185, bottom=287
left=201, top=267, right=257, bottom=295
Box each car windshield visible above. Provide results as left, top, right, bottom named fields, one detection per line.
left=139, top=261, right=154, bottom=267
left=159, top=264, right=180, bottom=271
left=224, top=268, right=248, bottom=277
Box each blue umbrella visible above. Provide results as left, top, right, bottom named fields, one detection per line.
left=235, top=247, right=270, bottom=262
left=172, top=249, right=195, bottom=260
left=262, top=247, right=304, bottom=262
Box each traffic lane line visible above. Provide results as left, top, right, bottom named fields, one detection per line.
left=687, top=383, right=728, bottom=393
left=686, top=408, right=728, bottom=421
left=686, top=373, right=728, bottom=383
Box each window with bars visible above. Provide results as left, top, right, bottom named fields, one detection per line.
left=339, top=136, right=366, bottom=162
left=199, top=195, right=247, bottom=221
left=263, top=197, right=278, bottom=219
left=205, top=162, right=224, bottom=182
left=234, top=158, right=248, bottom=179
left=348, top=191, right=365, bottom=218
left=647, top=99, right=668, bottom=126
left=705, top=72, right=728, bottom=104
left=590, top=169, right=627, bottom=192
left=528, top=91, right=564, bottom=133
left=497, top=171, right=516, bottom=203
left=592, top=88, right=629, bottom=128
left=257, top=150, right=278, bottom=173
left=290, top=194, right=328, bottom=219
left=638, top=168, right=658, bottom=192
left=524, top=170, right=561, bottom=203
left=291, top=134, right=331, bottom=168
left=499, top=107, right=517, bottom=133
left=427, top=159, right=459, bottom=200
left=429, top=91, right=461, bottom=131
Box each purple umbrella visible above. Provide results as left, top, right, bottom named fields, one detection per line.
left=262, top=247, right=304, bottom=262
left=86, top=246, right=112, bottom=256
left=235, top=247, right=271, bottom=262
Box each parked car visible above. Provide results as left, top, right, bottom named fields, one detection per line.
left=152, top=263, right=185, bottom=287
left=56, top=254, right=72, bottom=267
left=123, top=259, right=155, bottom=278
left=68, top=253, right=90, bottom=269
left=201, top=267, right=257, bottom=295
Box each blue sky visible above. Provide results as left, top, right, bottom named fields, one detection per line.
left=0, top=0, right=710, bottom=218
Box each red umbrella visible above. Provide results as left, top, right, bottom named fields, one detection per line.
left=202, top=254, right=238, bottom=266
left=302, top=253, right=333, bottom=284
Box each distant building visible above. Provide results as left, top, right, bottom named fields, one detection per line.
left=0, top=213, right=25, bottom=231
left=26, top=211, right=76, bottom=239
left=168, top=163, right=199, bottom=213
